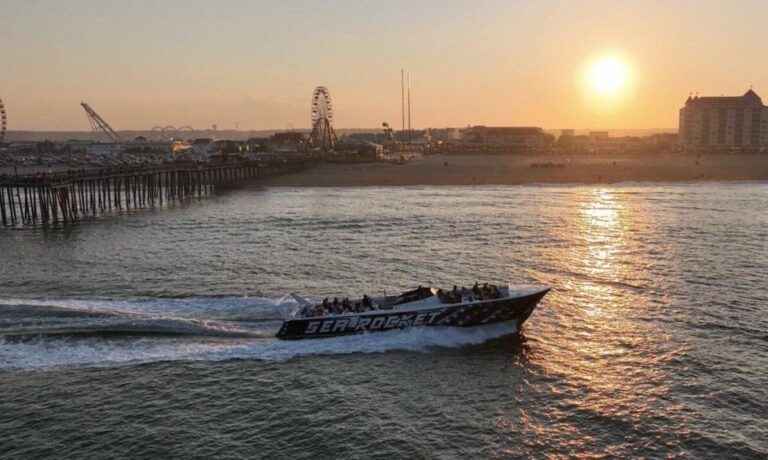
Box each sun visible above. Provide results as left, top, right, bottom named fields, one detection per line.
left=587, top=57, right=629, bottom=96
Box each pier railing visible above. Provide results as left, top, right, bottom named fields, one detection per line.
left=0, top=158, right=312, bottom=226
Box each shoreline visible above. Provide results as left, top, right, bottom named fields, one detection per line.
left=4, top=152, right=767, bottom=187
left=258, top=153, right=768, bottom=187
left=263, top=179, right=768, bottom=189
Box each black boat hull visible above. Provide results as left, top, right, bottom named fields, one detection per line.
left=276, top=288, right=549, bottom=340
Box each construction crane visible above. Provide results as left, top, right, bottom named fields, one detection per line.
left=81, top=102, right=120, bottom=142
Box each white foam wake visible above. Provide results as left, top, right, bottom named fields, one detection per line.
left=0, top=321, right=519, bottom=371
left=0, top=296, right=289, bottom=320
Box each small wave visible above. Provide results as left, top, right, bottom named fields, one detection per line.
left=683, top=319, right=768, bottom=340
left=527, top=267, right=644, bottom=292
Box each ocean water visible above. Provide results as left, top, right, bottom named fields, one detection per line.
left=0, top=183, right=766, bottom=458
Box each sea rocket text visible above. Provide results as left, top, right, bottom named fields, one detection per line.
left=304, top=311, right=443, bottom=335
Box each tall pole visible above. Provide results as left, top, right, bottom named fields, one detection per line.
left=407, top=72, right=412, bottom=145
left=401, top=68, right=405, bottom=145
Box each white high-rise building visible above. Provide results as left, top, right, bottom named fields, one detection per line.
left=679, top=89, right=768, bottom=148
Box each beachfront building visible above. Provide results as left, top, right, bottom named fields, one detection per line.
left=429, top=128, right=461, bottom=141
left=271, top=132, right=305, bottom=151
left=461, top=126, right=545, bottom=147
left=192, top=138, right=214, bottom=156
left=679, top=89, right=768, bottom=148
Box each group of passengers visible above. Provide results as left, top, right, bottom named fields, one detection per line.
left=438, top=282, right=501, bottom=303
left=302, top=294, right=375, bottom=317
left=301, top=282, right=503, bottom=317
left=474, top=282, right=502, bottom=300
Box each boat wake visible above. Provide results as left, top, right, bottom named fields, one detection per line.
left=0, top=297, right=520, bottom=370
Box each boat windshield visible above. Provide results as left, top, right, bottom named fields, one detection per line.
left=393, top=286, right=436, bottom=305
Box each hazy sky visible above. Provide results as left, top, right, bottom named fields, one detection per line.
left=1, top=0, right=766, bottom=131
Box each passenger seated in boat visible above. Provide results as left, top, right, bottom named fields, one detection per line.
left=439, top=286, right=462, bottom=304
left=362, top=294, right=372, bottom=310
left=476, top=283, right=501, bottom=300
left=473, top=282, right=481, bottom=296
left=480, top=283, right=490, bottom=300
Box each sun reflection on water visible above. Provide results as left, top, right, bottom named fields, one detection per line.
left=508, top=187, right=686, bottom=456
left=578, top=188, right=630, bottom=280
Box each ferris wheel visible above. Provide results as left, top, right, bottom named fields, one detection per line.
left=309, top=86, right=337, bottom=150
left=0, top=98, right=6, bottom=143
left=311, top=86, right=334, bottom=127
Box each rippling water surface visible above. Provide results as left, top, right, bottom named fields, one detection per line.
left=1, top=183, right=766, bottom=458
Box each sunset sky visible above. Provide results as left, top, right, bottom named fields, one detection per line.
left=1, top=0, right=766, bottom=131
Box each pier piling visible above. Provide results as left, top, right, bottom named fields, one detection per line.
left=0, top=158, right=310, bottom=227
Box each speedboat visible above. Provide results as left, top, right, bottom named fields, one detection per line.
left=276, top=283, right=549, bottom=340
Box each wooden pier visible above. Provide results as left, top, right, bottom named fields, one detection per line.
left=0, top=158, right=311, bottom=226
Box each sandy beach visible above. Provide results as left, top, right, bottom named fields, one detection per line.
left=259, top=152, right=768, bottom=186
